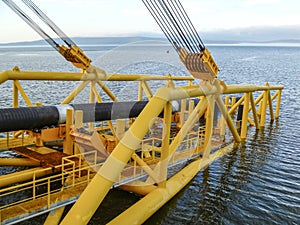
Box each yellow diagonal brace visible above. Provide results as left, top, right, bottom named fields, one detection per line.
left=61, top=81, right=89, bottom=104
left=13, top=80, right=32, bottom=106
left=228, top=95, right=244, bottom=115
left=215, top=96, right=241, bottom=143
left=97, top=81, right=118, bottom=102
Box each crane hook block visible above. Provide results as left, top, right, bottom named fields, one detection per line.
left=59, top=45, right=91, bottom=70
left=177, top=47, right=219, bottom=81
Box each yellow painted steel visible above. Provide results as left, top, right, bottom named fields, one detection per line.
left=276, top=90, right=282, bottom=118
left=60, top=91, right=168, bottom=225
left=119, top=181, right=157, bottom=196
left=61, top=81, right=89, bottom=104
left=61, top=83, right=282, bottom=225
left=13, top=80, right=33, bottom=107
left=215, top=96, right=241, bottom=143
left=159, top=101, right=172, bottom=187
left=138, top=81, right=143, bottom=101
left=131, top=153, right=160, bottom=183
left=0, top=72, right=284, bottom=225
left=0, top=167, right=53, bottom=188
left=44, top=206, right=65, bottom=225
left=0, top=158, right=40, bottom=167
left=107, top=143, right=235, bottom=225
left=96, top=81, right=118, bottom=102
left=250, top=93, right=259, bottom=129
left=203, top=96, right=215, bottom=159
left=64, top=109, right=74, bottom=155
left=13, top=80, right=18, bottom=108
left=260, top=90, right=268, bottom=128
left=268, top=90, right=275, bottom=121
left=168, top=97, right=208, bottom=158
left=0, top=70, right=193, bottom=84
left=241, top=93, right=250, bottom=140
left=229, top=96, right=244, bottom=115
left=141, top=80, right=153, bottom=99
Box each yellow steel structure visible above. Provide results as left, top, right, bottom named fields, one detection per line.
left=0, top=1, right=284, bottom=223
left=0, top=70, right=283, bottom=224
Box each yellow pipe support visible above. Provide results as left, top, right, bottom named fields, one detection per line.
left=215, top=96, right=241, bottom=143
left=276, top=90, right=282, bottom=119
left=241, top=93, right=250, bottom=140
left=13, top=80, right=18, bottom=108
left=250, top=93, right=259, bottom=129
left=260, top=90, right=268, bottom=128
left=138, top=81, right=143, bottom=101
left=179, top=99, right=186, bottom=128
left=108, top=143, right=235, bottom=225
left=268, top=90, right=274, bottom=121
left=203, top=96, right=215, bottom=159
left=219, top=96, right=229, bottom=137
left=158, top=101, right=172, bottom=187
left=0, top=158, right=40, bottom=167
left=0, top=167, right=53, bottom=188
left=63, top=109, right=74, bottom=155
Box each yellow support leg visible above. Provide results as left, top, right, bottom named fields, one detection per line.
left=260, top=90, right=268, bottom=128
left=203, top=96, right=215, bottom=159
left=13, top=80, right=18, bottom=108
left=158, top=101, right=172, bottom=187
left=250, top=93, right=259, bottom=130
left=268, top=90, right=274, bottom=121
left=64, top=109, right=74, bottom=155
left=275, top=90, right=282, bottom=119
left=241, top=93, right=250, bottom=140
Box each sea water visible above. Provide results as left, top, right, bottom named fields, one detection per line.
left=0, top=43, right=299, bottom=225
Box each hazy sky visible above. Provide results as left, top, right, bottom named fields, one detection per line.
left=0, top=0, right=300, bottom=43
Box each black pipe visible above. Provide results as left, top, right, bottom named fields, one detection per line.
left=72, top=101, right=148, bottom=123
left=0, top=101, right=149, bottom=133
left=0, top=106, right=59, bottom=133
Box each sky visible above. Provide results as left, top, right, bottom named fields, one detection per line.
left=0, top=0, right=300, bottom=43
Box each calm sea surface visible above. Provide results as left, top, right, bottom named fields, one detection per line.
left=0, top=43, right=299, bottom=224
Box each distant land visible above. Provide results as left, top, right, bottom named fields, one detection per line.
left=1, top=25, right=300, bottom=46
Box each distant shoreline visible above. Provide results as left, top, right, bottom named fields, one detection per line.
left=1, top=36, right=300, bottom=48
